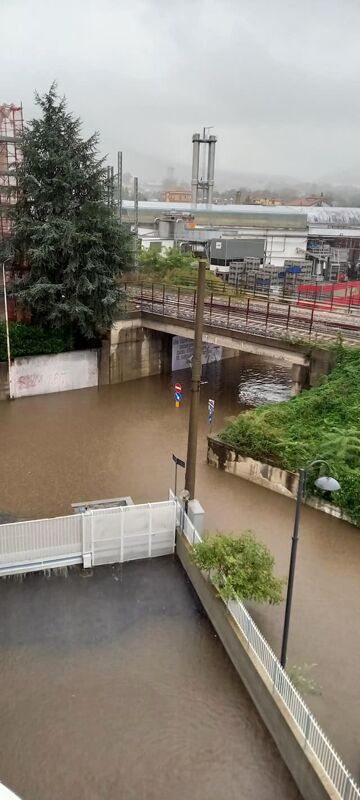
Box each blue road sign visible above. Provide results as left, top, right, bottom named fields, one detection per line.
left=175, top=392, right=182, bottom=402
left=208, top=398, right=215, bottom=424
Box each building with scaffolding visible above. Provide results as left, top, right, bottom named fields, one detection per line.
left=0, top=104, right=23, bottom=242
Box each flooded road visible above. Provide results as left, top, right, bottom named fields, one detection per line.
left=0, top=559, right=301, bottom=800
left=0, top=353, right=359, bottom=777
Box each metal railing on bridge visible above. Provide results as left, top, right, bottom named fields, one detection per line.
left=123, top=281, right=360, bottom=342
left=169, top=489, right=360, bottom=800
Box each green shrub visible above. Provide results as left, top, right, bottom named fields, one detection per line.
left=191, top=533, right=284, bottom=603
left=0, top=322, right=74, bottom=361
left=220, top=347, right=360, bottom=524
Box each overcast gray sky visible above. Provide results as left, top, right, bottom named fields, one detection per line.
left=2, top=0, right=360, bottom=184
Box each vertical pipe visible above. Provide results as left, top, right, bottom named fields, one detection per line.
left=185, top=259, right=207, bottom=500
left=207, top=135, right=216, bottom=205
left=191, top=133, right=200, bottom=205
left=117, top=151, right=123, bottom=224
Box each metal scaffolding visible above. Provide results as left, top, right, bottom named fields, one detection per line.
left=0, top=103, right=23, bottom=241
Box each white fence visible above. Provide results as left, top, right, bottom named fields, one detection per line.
left=0, top=500, right=176, bottom=576
left=174, top=492, right=360, bottom=800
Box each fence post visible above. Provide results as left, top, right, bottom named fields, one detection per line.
left=309, top=307, right=314, bottom=336
left=272, top=660, right=279, bottom=694
left=344, top=775, right=351, bottom=800
left=193, top=289, right=196, bottom=310
left=246, top=615, right=251, bottom=649
left=349, top=285, right=353, bottom=314
left=148, top=503, right=152, bottom=558
left=286, top=304, right=291, bottom=331
left=210, top=292, right=213, bottom=323
left=152, top=283, right=154, bottom=311
left=141, top=282, right=143, bottom=306
left=177, top=286, right=180, bottom=315
left=246, top=298, right=250, bottom=327
left=162, top=283, right=165, bottom=310
left=304, top=710, right=312, bottom=749
left=227, top=295, right=231, bottom=327
left=265, top=301, right=270, bottom=331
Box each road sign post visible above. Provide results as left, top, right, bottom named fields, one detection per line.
left=174, top=382, right=183, bottom=408
left=208, top=398, right=215, bottom=431
left=172, top=453, right=186, bottom=497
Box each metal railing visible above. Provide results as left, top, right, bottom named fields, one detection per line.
left=124, top=282, right=360, bottom=342
left=170, top=489, right=360, bottom=800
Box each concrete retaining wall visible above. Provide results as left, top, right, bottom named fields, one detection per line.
left=207, top=436, right=354, bottom=524
left=177, top=533, right=339, bottom=800
left=10, top=350, right=98, bottom=398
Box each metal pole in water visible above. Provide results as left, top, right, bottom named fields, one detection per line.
left=185, top=257, right=207, bottom=500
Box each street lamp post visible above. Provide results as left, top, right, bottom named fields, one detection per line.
left=280, top=459, right=340, bottom=669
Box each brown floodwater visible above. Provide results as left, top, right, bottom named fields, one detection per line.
left=0, top=558, right=301, bottom=800
left=0, top=353, right=359, bottom=781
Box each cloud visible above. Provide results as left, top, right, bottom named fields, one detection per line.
left=1, top=0, right=360, bottom=182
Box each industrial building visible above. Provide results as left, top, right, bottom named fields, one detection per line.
left=129, top=201, right=360, bottom=286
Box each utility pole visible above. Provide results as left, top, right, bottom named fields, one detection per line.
left=110, top=166, right=114, bottom=208
left=185, top=257, right=207, bottom=500
left=117, top=151, right=123, bottom=224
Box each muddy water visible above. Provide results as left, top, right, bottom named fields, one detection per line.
left=0, top=559, right=301, bottom=800
left=0, top=353, right=359, bottom=778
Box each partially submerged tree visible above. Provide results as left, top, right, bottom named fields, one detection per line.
left=10, top=83, right=132, bottom=339
left=191, top=533, right=284, bottom=603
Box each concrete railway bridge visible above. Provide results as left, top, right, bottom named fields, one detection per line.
left=99, top=286, right=360, bottom=392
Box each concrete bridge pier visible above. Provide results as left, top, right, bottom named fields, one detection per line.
left=291, top=348, right=336, bottom=396
left=99, top=318, right=172, bottom=385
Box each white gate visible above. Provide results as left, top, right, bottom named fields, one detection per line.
left=90, top=502, right=176, bottom=566
left=0, top=500, right=176, bottom=576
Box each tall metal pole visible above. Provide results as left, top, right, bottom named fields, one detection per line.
left=2, top=260, right=13, bottom=400
left=280, top=468, right=306, bottom=668
left=117, top=151, right=123, bottom=224
left=134, top=176, right=139, bottom=268
left=106, top=165, right=111, bottom=207
left=110, top=166, right=114, bottom=208
left=191, top=133, right=200, bottom=205
left=185, top=257, right=207, bottom=500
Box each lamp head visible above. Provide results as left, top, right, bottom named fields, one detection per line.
left=314, top=476, right=341, bottom=493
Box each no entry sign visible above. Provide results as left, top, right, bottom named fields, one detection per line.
left=175, top=382, right=182, bottom=393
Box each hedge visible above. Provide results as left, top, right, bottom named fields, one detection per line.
left=0, top=322, right=74, bottom=361
left=220, top=346, right=360, bottom=525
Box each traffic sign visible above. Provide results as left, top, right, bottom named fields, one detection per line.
left=175, top=382, right=182, bottom=393
left=175, top=392, right=182, bottom=402
left=208, top=398, right=215, bottom=425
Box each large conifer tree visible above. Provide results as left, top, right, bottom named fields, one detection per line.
left=10, top=84, right=132, bottom=338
